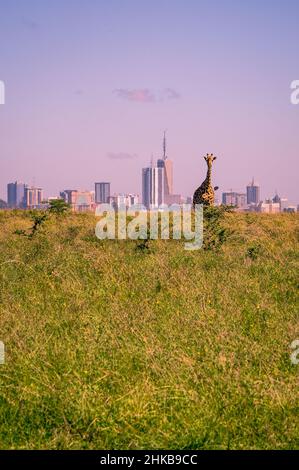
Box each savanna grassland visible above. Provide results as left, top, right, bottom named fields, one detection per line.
left=0, top=210, right=298, bottom=449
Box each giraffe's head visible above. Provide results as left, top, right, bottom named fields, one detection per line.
left=204, top=153, right=217, bottom=168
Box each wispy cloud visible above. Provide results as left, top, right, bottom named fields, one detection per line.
left=114, top=89, right=155, bottom=103
left=107, top=152, right=138, bottom=160
left=113, top=88, right=181, bottom=103
left=163, top=88, right=181, bottom=100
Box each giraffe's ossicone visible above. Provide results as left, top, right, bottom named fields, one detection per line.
left=193, top=154, right=218, bottom=207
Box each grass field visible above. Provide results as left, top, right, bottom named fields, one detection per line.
left=0, top=210, right=298, bottom=449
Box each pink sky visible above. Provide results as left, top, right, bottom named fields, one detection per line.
left=0, top=0, right=298, bottom=204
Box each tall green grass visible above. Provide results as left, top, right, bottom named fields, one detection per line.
left=0, top=210, right=298, bottom=449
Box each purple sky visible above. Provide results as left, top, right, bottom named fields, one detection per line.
left=0, top=0, right=298, bottom=203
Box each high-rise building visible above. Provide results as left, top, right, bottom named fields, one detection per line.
left=60, top=189, right=76, bottom=205
left=142, top=132, right=183, bottom=209
left=157, top=131, right=173, bottom=204
left=152, top=166, right=164, bottom=207
left=164, top=159, right=173, bottom=196
left=257, top=201, right=280, bottom=213
left=157, top=158, right=173, bottom=202
left=95, top=182, right=110, bottom=204
left=247, top=178, right=260, bottom=205
left=272, top=192, right=289, bottom=212
left=7, top=181, right=25, bottom=208
left=142, top=165, right=164, bottom=209
left=222, top=191, right=247, bottom=208
left=24, top=186, right=43, bottom=209
left=109, top=193, right=139, bottom=209
left=142, top=167, right=153, bottom=209
left=60, top=190, right=95, bottom=212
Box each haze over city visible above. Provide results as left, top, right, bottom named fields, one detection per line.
left=0, top=0, right=298, bottom=203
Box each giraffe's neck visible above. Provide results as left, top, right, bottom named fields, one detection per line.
left=205, top=166, right=212, bottom=185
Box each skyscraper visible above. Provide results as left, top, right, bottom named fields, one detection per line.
left=142, top=132, right=182, bottom=208
left=95, top=182, right=110, bottom=204
left=24, top=186, right=43, bottom=209
left=7, top=181, right=25, bottom=208
left=142, top=165, right=164, bottom=209
left=222, top=191, right=247, bottom=208
left=152, top=166, right=164, bottom=207
left=246, top=178, right=260, bottom=205
left=142, top=167, right=152, bottom=209
left=157, top=131, right=173, bottom=203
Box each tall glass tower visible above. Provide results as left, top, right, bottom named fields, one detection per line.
left=157, top=131, right=173, bottom=203
left=7, top=181, right=25, bottom=208
left=246, top=178, right=260, bottom=205
left=95, top=182, right=111, bottom=204
left=142, top=165, right=164, bottom=209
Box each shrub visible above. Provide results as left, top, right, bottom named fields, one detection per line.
left=203, top=205, right=232, bottom=251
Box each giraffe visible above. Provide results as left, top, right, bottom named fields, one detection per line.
left=193, top=153, right=218, bottom=207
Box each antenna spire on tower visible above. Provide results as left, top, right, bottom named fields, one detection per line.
left=163, top=130, right=167, bottom=160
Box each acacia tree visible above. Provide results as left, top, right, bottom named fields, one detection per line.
left=48, top=199, right=70, bottom=215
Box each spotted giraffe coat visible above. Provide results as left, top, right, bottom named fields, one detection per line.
left=193, top=154, right=217, bottom=207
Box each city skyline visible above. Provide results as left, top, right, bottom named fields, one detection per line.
left=2, top=135, right=298, bottom=206
left=5, top=165, right=298, bottom=212
left=1, top=140, right=298, bottom=206
left=0, top=1, right=299, bottom=204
